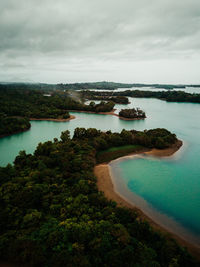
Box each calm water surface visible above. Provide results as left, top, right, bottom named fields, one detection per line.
left=88, top=86, right=200, bottom=93
left=0, top=97, right=200, bottom=244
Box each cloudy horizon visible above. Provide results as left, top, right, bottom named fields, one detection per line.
left=0, top=0, right=200, bottom=84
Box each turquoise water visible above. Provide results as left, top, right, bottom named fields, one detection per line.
left=0, top=98, right=200, bottom=244
left=110, top=150, right=200, bottom=244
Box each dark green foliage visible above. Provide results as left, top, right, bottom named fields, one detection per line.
left=0, top=115, right=31, bottom=136
left=0, top=82, right=191, bottom=91
left=51, top=82, right=193, bottom=91
left=0, top=128, right=197, bottom=266
left=0, top=89, right=70, bottom=119
left=88, top=101, right=115, bottom=112
left=73, top=128, right=177, bottom=151
left=0, top=89, right=115, bottom=119
left=84, top=89, right=200, bottom=104
left=119, top=108, right=146, bottom=119
left=116, top=90, right=200, bottom=103
left=96, top=145, right=143, bottom=163
left=82, top=92, right=129, bottom=104
left=124, top=90, right=200, bottom=103
left=145, top=128, right=177, bottom=148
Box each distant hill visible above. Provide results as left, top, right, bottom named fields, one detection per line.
left=0, top=81, right=200, bottom=91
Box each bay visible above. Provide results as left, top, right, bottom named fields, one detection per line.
left=0, top=97, right=200, bottom=244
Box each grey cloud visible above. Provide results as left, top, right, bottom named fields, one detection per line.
left=0, top=0, right=200, bottom=83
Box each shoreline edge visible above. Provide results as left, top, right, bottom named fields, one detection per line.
left=94, top=140, right=200, bottom=261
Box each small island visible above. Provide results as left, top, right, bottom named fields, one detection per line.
left=119, top=108, right=146, bottom=120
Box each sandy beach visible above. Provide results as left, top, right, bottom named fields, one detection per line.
left=30, top=114, right=76, bottom=122
left=94, top=141, right=200, bottom=261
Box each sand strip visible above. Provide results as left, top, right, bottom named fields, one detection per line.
left=94, top=141, right=200, bottom=261
left=30, top=114, right=76, bottom=122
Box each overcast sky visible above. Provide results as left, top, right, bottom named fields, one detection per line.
left=0, top=0, right=200, bottom=84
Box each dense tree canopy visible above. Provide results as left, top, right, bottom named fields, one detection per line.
left=81, top=92, right=129, bottom=104
left=0, top=127, right=197, bottom=267
left=0, top=89, right=70, bottom=119
left=119, top=108, right=146, bottom=119
left=118, top=90, right=200, bottom=103
left=0, top=115, right=31, bottom=136
left=83, top=89, right=200, bottom=104
left=0, top=89, right=115, bottom=121
left=0, top=82, right=193, bottom=92
left=0, top=86, right=198, bottom=265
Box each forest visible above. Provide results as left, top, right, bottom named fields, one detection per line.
left=83, top=93, right=129, bottom=104
left=0, top=88, right=116, bottom=138
left=1, top=82, right=196, bottom=91
left=87, top=90, right=200, bottom=103
left=119, top=108, right=146, bottom=119
left=0, top=127, right=198, bottom=267
left=119, top=90, right=200, bottom=103
left=0, top=89, right=115, bottom=120
left=1, top=84, right=200, bottom=107
left=0, top=115, right=31, bottom=137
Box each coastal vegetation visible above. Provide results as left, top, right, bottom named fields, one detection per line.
left=0, top=115, right=31, bottom=137
left=86, top=101, right=115, bottom=112
left=0, top=88, right=115, bottom=120
left=0, top=89, right=70, bottom=119
left=82, top=92, right=129, bottom=104
left=64, top=81, right=186, bottom=90
left=0, top=127, right=197, bottom=267
left=0, top=89, right=116, bottom=138
left=119, top=108, right=146, bottom=119
left=96, top=145, right=143, bottom=163
left=0, top=85, right=199, bottom=265
left=1, top=81, right=196, bottom=91
left=89, top=89, right=200, bottom=104
left=88, top=95, right=129, bottom=104
left=118, top=90, right=200, bottom=103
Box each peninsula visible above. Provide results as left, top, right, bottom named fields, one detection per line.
left=1, top=127, right=198, bottom=266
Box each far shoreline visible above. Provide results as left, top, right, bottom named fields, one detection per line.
left=94, top=140, right=200, bottom=261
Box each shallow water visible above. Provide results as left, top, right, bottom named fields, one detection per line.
left=0, top=97, right=200, bottom=244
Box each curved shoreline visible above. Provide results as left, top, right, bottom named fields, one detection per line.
left=0, top=115, right=76, bottom=138
left=118, top=116, right=145, bottom=121
left=29, top=114, right=76, bottom=122
left=94, top=141, right=200, bottom=261
left=0, top=127, right=31, bottom=139
left=0, top=115, right=76, bottom=139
